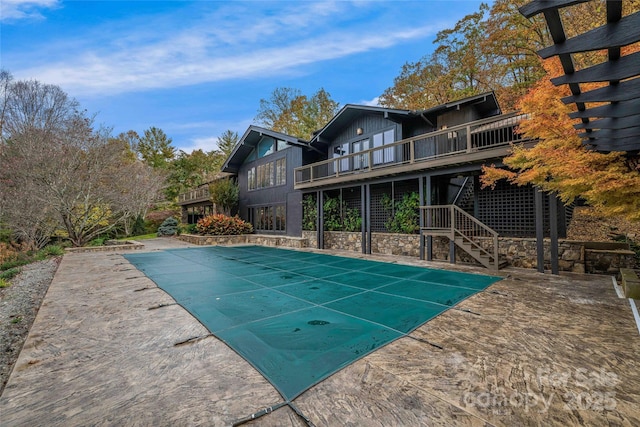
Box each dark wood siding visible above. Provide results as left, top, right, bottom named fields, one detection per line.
left=237, top=145, right=303, bottom=236
left=329, top=114, right=400, bottom=150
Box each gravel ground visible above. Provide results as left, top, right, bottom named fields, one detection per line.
left=0, top=258, right=60, bottom=395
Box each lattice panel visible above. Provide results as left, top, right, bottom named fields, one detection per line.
left=477, top=181, right=537, bottom=237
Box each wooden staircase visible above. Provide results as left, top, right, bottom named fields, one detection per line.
left=419, top=205, right=506, bottom=270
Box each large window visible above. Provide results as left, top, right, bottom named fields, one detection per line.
left=275, top=158, right=286, bottom=186
left=252, top=204, right=286, bottom=232
left=247, top=157, right=286, bottom=191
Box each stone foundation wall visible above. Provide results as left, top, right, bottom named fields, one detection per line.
left=178, top=234, right=308, bottom=249
left=65, top=240, right=144, bottom=253
left=305, top=231, right=635, bottom=274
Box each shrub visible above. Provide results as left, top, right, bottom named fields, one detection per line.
left=42, top=245, right=64, bottom=256
left=0, top=267, right=21, bottom=280
left=381, top=192, right=420, bottom=234
left=145, top=209, right=180, bottom=234
left=157, top=217, right=179, bottom=236
left=196, top=214, right=253, bottom=235
left=181, top=223, right=198, bottom=234
left=0, top=278, right=10, bottom=288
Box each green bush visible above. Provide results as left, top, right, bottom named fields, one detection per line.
left=196, top=214, right=253, bottom=235
left=157, top=217, right=179, bottom=236
left=322, top=195, right=361, bottom=232
left=89, top=237, right=106, bottom=246
left=302, top=195, right=317, bottom=231
left=0, top=267, right=21, bottom=280
left=42, top=245, right=64, bottom=256
left=0, top=259, right=29, bottom=271
left=0, top=278, right=10, bottom=288
left=381, top=192, right=420, bottom=234
left=180, top=223, right=197, bottom=234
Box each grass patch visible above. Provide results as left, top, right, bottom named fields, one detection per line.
left=0, top=259, right=29, bottom=271
left=0, top=278, right=11, bottom=288
left=11, top=316, right=22, bottom=324
left=0, top=268, right=21, bottom=280
left=118, top=233, right=157, bottom=241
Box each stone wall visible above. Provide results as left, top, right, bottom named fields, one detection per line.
left=178, top=234, right=308, bottom=249
left=302, top=231, right=635, bottom=274
left=65, top=240, right=144, bottom=253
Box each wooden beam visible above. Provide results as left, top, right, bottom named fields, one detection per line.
left=539, top=12, right=640, bottom=58
left=586, top=136, right=640, bottom=151
left=561, top=78, right=640, bottom=104
left=551, top=51, right=640, bottom=85
left=574, top=114, right=640, bottom=130
left=568, top=98, right=640, bottom=119
left=579, top=127, right=640, bottom=140
left=519, top=0, right=589, bottom=18
left=535, top=188, right=545, bottom=273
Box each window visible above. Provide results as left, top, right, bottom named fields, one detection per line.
left=247, top=167, right=256, bottom=190
left=373, top=128, right=395, bottom=165
left=252, top=204, right=286, bottom=232
left=275, top=158, right=286, bottom=186
left=276, top=139, right=288, bottom=151
left=351, top=138, right=369, bottom=170
left=257, top=137, right=275, bottom=158
left=248, top=158, right=285, bottom=191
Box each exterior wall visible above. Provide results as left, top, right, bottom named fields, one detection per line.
left=237, top=145, right=303, bottom=237
left=437, top=107, right=481, bottom=128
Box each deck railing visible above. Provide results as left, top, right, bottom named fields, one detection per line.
left=420, top=205, right=499, bottom=269
left=295, top=112, right=529, bottom=186
left=178, top=186, right=210, bottom=204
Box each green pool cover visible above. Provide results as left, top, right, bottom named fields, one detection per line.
left=125, top=246, right=500, bottom=401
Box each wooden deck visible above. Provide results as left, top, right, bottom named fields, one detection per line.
left=1, top=238, right=638, bottom=426
left=294, top=113, right=534, bottom=190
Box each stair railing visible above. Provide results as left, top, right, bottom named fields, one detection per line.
left=420, top=205, right=499, bottom=269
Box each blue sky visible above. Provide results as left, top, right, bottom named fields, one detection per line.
left=1, top=0, right=488, bottom=153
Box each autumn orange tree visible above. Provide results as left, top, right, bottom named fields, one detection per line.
left=481, top=57, right=640, bottom=220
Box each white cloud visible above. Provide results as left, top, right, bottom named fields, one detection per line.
left=13, top=2, right=446, bottom=97
left=360, top=96, right=380, bottom=107
left=0, top=0, right=58, bottom=22
left=179, top=136, right=220, bottom=154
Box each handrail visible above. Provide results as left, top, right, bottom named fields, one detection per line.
left=420, top=205, right=499, bottom=269
left=178, top=186, right=210, bottom=203
left=295, top=112, right=529, bottom=185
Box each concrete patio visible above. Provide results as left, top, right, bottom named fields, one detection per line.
left=0, top=237, right=638, bottom=426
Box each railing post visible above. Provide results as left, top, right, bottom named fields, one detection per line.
left=310, top=166, right=314, bottom=183
left=494, top=233, right=499, bottom=270
left=410, top=139, right=415, bottom=164
left=368, top=152, right=373, bottom=171
left=466, top=125, right=472, bottom=153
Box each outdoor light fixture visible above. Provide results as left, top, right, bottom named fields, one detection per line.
left=356, top=127, right=363, bottom=135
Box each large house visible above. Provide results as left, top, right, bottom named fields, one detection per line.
left=179, top=92, right=571, bottom=269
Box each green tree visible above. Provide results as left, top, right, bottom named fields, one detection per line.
left=166, top=149, right=223, bottom=200
left=137, top=126, right=176, bottom=169
left=255, top=87, right=339, bottom=140
left=209, top=178, right=239, bottom=216
left=217, top=129, right=238, bottom=160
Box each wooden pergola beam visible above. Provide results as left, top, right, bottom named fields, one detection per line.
left=538, top=12, right=640, bottom=58
left=561, top=78, right=640, bottom=103
left=551, top=51, right=640, bottom=85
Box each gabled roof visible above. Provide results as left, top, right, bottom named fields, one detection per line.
left=309, top=92, right=501, bottom=146
left=309, top=105, right=413, bottom=146
left=418, top=91, right=501, bottom=124
left=221, top=126, right=308, bottom=173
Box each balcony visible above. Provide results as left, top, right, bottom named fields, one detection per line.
left=177, top=186, right=210, bottom=205
left=294, top=112, right=533, bottom=189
